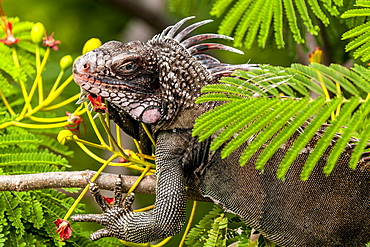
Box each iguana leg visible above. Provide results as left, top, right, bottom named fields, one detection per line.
left=71, top=132, right=188, bottom=243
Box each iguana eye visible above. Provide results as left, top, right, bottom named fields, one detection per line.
left=116, top=61, right=137, bottom=75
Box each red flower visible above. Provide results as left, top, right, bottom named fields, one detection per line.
left=308, top=47, right=323, bottom=64
left=102, top=196, right=115, bottom=205
left=0, top=4, right=19, bottom=45
left=43, top=32, right=61, bottom=51
left=88, top=95, right=107, bottom=113
left=65, top=111, right=86, bottom=137
left=54, top=218, right=72, bottom=241
left=118, top=156, right=129, bottom=163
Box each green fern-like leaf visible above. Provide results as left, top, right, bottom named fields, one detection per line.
left=342, top=1, right=370, bottom=61
left=194, top=62, right=370, bottom=179
left=34, top=134, right=74, bottom=157
left=0, top=149, right=70, bottom=168
left=0, top=133, right=42, bottom=149
left=185, top=205, right=226, bottom=246
left=212, top=0, right=341, bottom=48
left=1, top=191, right=25, bottom=235
left=299, top=97, right=359, bottom=180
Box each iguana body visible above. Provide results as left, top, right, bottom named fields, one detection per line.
left=71, top=17, right=370, bottom=246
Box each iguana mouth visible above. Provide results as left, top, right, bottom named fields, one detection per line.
left=73, top=73, right=141, bottom=92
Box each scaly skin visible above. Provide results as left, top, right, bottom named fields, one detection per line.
left=71, top=17, right=370, bottom=246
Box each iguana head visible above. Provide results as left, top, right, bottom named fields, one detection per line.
left=73, top=16, right=253, bottom=124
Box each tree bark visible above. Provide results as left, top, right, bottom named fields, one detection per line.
left=0, top=170, right=211, bottom=202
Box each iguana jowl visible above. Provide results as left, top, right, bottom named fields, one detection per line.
left=71, top=17, right=370, bottom=246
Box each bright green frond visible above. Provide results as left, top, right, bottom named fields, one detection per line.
left=0, top=149, right=70, bottom=168
left=342, top=21, right=370, bottom=39
left=342, top=2, right=370, bottom=61
left=326, top=99, right=370, bottom=173
left=210, top=0, right=236, bottom=17
left=211, top=0, right=340, bottom=48
left=195, top=93, right=237, bottom=103
left=257, top=98, right=326, bottom=173
left=218, top=0, right=254, bottom=36
left=310, top=63, right=361, bottom=96
left=342, top=8, right=370, bottom=18
left=210, top=98, right=281, bottom=151
left=240, top=98, right=310, bottom=169
left=221, top=98, right=289, bottom=159
left=195, top=62, right=370, bottom=180
left=258, top=0, right=274, bottom=47
left=0, top=133, right=41, bottom=149
left=307, top=0, right=330, bottom=25
left=278, top=98, right=342, bottom=179
left=300, top=97, right=359, bottom=180
left=35, top=134, right=74, bottom=157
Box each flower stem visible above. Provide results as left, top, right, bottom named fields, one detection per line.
left=141, top=123, right=156, bottom=147
left=1, top=121, right=69, bottom=129
left=48, top=69, right=64, bottom=96
left=19, top=48, right=51, bottom=118
left=35, top=45, right=44, bottom=104
left=63, top=154, right=118, bottom=220
left=42, top=94, right=84, bottom=111
left=0, top=90, right=16, bottom=115
left=11, top=47, right=29, bottom=105
left=85, top=102, right=107, bottom=146
left=133, top=205, right=154, bottom=212
left=74, top=135, right=109, bottom=150
left=99, top=113, right=130, bottom=160
left=179, top=200, right=197, bottom=247
left=20, top=75, right=74, bottom=120
left=125, top=165, right=151, bottom=196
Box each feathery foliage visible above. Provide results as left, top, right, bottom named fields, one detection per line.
left=168, top=0, right=348, bottom=48
left=194, top=63, right=370, bottom=180
left=342, top=1, right=370, bottom=61
left=185, top=205, right=250, bottom=246
left=0, top=16, right=123, bottom=246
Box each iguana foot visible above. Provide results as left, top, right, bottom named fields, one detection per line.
left=70, top=176, right=135, bottom=241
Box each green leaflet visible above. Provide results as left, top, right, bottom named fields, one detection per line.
left=185, top=205, right=228, bottom=246
left=195, top=62, right=370, bottom=180
left=2, top=191, right=25, bottom=235
left=310, top=63, right=361, bottom=96
left=326, top=99, right=370, bottom=173
left=195, top=93, right=239, bottom=103
left=218, top=0, right=254, bottom=37
left=0, top=149, right=70, bottom=167
left=34, top=134, right=74, bottom=157
left=0, top=133, right=42, bottom=149
left=300, top=97, right=359, bottom=180
left=210, top=0, right=341, bottom=48
left=210, top=98, right=281, bottom=151
left=221, top=99, right=292, bottom=158
left=331, top=64, right=370, bottom=95
left=278, top=98, right=342, bottom=180
left=283, top=0, right=304, bottom=44
left=201, top=83, right=254, bottom=97
left=342, top=1, right=370, bottom=61
left=240, top=98, right=310, bottom=169
left=210, top=0, right=236, bottom=17
left=256, top=97, right=326, bottom=173
left=258, top=0, right=274, bottom=48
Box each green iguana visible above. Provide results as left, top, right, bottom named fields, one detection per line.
left=71, top=17, right=370, bottom=246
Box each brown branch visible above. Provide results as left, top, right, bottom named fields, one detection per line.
left=0, top=170, right=211, bottom=202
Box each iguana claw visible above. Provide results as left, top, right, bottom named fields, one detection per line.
left=70, top=176, right=135, bottom=241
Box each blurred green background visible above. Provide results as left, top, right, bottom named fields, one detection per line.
left=2, top=0, right=296, bottom=245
